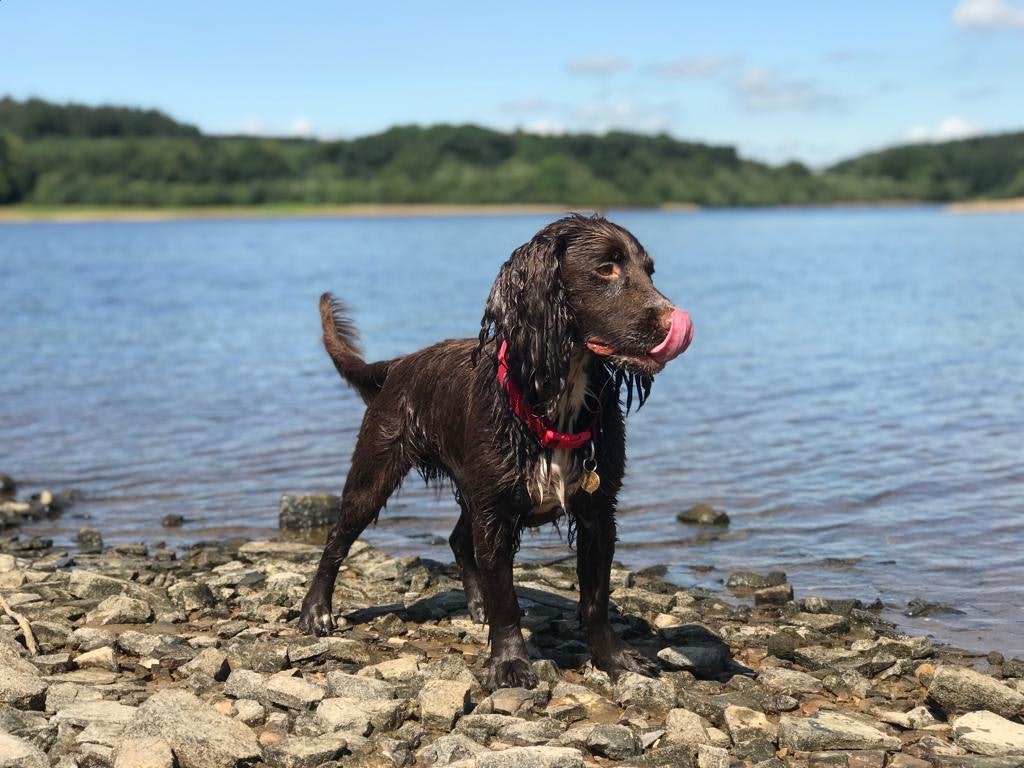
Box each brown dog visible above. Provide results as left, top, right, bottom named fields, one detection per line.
left=298, top=214, right=693, bottom=689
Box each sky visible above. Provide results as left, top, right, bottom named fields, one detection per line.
left=2, top=0, right=1023, bottom=166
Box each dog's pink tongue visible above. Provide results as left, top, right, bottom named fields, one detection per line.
left=649, top=309, right=693, bottom=364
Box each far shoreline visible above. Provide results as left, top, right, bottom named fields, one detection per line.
left=0, top=198, right=1021, bottom=224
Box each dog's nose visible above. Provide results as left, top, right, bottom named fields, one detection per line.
left=658, top=306, right=676, bottom=331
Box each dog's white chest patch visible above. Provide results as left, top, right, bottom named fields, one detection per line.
left=529, top=352, right=590, bottom=517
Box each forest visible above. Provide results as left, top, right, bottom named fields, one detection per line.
left=2, top=96, right=1022, bottom=207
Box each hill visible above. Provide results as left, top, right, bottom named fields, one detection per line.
left=1, top=97, right=1020, bottom=207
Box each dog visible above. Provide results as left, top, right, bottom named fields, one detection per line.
left=298, top=213, right=693, bottom=689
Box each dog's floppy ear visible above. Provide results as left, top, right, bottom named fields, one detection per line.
left=476, top=223, right=576, bottom=418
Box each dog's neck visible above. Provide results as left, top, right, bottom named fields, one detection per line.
left=552, top=347, right=592, bottom=434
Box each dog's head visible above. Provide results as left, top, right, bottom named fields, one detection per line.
left=477, top=214, right=692, bottom=415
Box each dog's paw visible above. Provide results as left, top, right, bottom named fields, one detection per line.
left=297, top=599, right=336, bottom=637
left=486, top=658, right=538, bottom=690
left=595, top=643, right=660, bottom=679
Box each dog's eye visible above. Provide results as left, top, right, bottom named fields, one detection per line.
left=596, top=263, right=621, bottom=279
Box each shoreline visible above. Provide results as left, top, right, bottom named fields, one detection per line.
left=4, top=481, right=1024, bottom=766
left=4, top=198, right=1019, bottom=224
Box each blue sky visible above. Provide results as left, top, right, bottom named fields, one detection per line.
left=3, top=0, right=1023, bottom=166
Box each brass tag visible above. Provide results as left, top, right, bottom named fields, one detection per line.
left=580, top=470, right=601, bottom=494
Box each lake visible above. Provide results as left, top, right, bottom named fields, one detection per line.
left=2, top=208, right=1022, bottom=655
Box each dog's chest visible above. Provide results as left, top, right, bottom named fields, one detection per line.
left=526, top=355, right=589, bottom=521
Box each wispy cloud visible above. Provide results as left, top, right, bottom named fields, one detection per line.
left=658, top=55, right=733, bottom=79
left=573, top=101, right=674, bottom=133
left=906, top=116, right=983, bottom=143
left=521, top=119, right=567, bottom=136
left=500, top=97, right=550, bottom=114
left=735, top=68, right=838, bottom=113
left=566, top=55, right=628, bottom=76
left=953, top=0, right=1024, bottom=28
left=288, top=117, right=315, bottom=138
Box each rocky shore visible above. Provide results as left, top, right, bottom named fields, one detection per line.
left=3, top=482, right=1024, bottom=767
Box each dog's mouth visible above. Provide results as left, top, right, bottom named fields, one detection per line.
left=586, top=309, right=693, bottom=373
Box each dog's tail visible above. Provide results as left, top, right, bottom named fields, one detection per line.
left=319, top=293, right=391, bottom=405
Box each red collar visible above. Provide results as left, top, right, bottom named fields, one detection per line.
left=496, top=340, right=596, bottom=450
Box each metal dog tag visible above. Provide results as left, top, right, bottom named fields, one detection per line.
left=581, top=456, right=600, bottom=494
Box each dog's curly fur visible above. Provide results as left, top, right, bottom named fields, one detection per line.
left=299, top=214, right=686, bottom=689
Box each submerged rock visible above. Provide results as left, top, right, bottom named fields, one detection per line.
left=676, top=504, right=730, bottom=526
left=278, top=493, right=341, bottom=530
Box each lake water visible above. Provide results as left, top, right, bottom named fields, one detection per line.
left=2, top=209, right=1022, bottom=655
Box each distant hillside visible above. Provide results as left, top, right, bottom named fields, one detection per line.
left=1, top=97, right=1021, bottom=207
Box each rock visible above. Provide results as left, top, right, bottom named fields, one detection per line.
left=586, top=723, right=642, bottom=759
left=326, top=671, right=397, bottom=700
left=808, top=750, right=887, bottom=768
left=113, top=736, right=175, bottom=768
left=86, top=594, right=153, bottom=625
left=664, top=707, right=713, bottom=746
left=952, top=710, right=1024, bottom=756
left=0, top=670, right=47, bottom=709
left=225, top=669, right=268, bottom=701
left=677, top=504, right=730, bottom=526
left=657, top=645, right=729, bottom=676
left=779, top=710, right=900, bottom=751
left=263, top=734, right=348, bottom=768
left=167, top=581, right=215, bottom=611
left=724, top=705, right=777, bottom=760
left=757, top=666, right=824, bottom=694
left=468, top=746, right=584, bottom=768
left=0, top=474, right=16, bottom=499
left=754, top=583, right=795, bottom=605
left=419, top=679, right=472, bottom=730
left=161, top=514, right=184, bottom=528
left=179, top=648, right=230, bottom=682
left=236, top=540, right=322, bottom=561
left=53, top=700, right=137, bottom=728
left=234, top=699, right=264, bottom=726
left=877, top=705, right=940, bottom=730
left=906, top=598, right=966, bottom=617
left=727, top=571, right=787, bottom=590
left=266, top=671, right=325, bottom=710
left=74, top=646, right=118, bottom=672
left=421, top=733, right=490, bottom=765
left=45, top=682, right=102, bottom=713
left=76, top=527, right=103, bottom=554
left=928, top=666, right=1024, bottom=718
left=483, top=686, right=534, bottom=716
left=316, top=696, right=407, bottom=735
left=613, top=671, right=676, bottom=711
left=124, top=689, right=261, bottom=768
left=698, top=744, right=731, bottom=768
left=0, top=731, right=48, bottom=768
left=279, top=494, right=341, bottom=529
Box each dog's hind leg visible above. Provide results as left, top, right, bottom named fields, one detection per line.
left=472, top=511, right=538, bottom=690
left=298, top=423, right=411, bottom=637
left=449, top=498, right=486, bottom=624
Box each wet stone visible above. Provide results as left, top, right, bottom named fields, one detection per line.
left=677, top=504, right=730, bottom=526
left=76, top=528, right=103, bottom=554
left=278, top=493, right=341, bottom=530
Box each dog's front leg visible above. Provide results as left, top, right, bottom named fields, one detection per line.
left=575, top=498, right=659, bottom=678
left=472, top=513, right=538, bottom=690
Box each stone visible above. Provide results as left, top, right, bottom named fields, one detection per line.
left=236, top=540, right=322, bottom=561
left=360, top=655, right=420, bottom=681
left=279, top=494, right=341, bottom=529
left=677, top=504, right=730, bottom=526
left=74, top=646, right=118, bottom=671
left=234, top=699, right=264, bottom=726
left=724, top=704, right=777, bottom=760
left=586, top=723, right=642, bottom=759
left=952, top=710, right=1024, bottom=756
left=124, top=689, right=261, bottom=768
left=326, top=671, right=397, bottom=701
left=779, top=710, right=901, bottom=751
left=664, top=707, right=712, bottom=746
left=419, top=679, right=472, bottom=730
left=469, top=746, right=584, bottom=768
left=698, top=744, right=731, bottom=768
left=754, top=583, right=795, bottom=605
left=727, top=571, right=787, bottom=590
left=263, top=734, right=349, bottom=768
left=45, top=682, right=102, bottom=713
left=87, top=594, right=153, bottom=625
left=266, top=671, right=326, bottom=710
left=76, top=527, right=103, bottom=554
left=928, top=666, right=1024, bottom=719
left=485, top=686, right=534, bottom=716
left=53, top=700, right=137, bottom=728
left=657, top=645, right=729, bottom=676
left=161, top=514, right=184, bottom=527
left=113, top=736, right=175, bottom=768
left=167, top=581, right=215, bottom=611
left=316, top=696, right=408, bottom=735
left=420, top=733, right=489, bottom=765
left=0, top=731, right=48, bottom=768
left=179, top=647, right=230, bottom=682
left=757, top=665, right=824, bottom=694
left=0, top=670, right=47, bottom=709
left=613, top=671, right=677, bottom=711
left=225, top=669, right=268, bottom=701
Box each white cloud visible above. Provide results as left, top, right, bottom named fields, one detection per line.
left=566, top=55, right=628, bottom=76
left=906, top=116, right=983, bottom=143
left=735, top=68, right=836, bottom=113
left=501, top=97, right=550, bottom=114
left=659, top=55, right=732, bottom=79
left=521, top=119, right=567, bottom=136
left=573, top=101, right=673, bottom=134
left=239, top=118, right=267, bottom=136
left=288, top=117, right=315, bottom=138
left=953, top=0, right=1024, bottom=28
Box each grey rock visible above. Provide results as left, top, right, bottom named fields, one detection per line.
left=724, top=704, right=777, bottom=760
left=698, top=744, right=731, bottom=768
left=420, top=734, right=489, bottom=766
left=657, top=645, right=729, bottom=676
left=470, top=746, right=584, bottom=768
left=754, top=583, right=795, bottom=605
left=613, top=671, right=676, bottom=711
left=418, top=679, right=472, bottom=730
left=928, top=666, right=1024, bottom=719
left=266, top=671, right=326, bottom=710
left=586, top=723, right=642, bottom=759
left=112, top=736, right=175, bottom=768
left=233, top=699, right=264, bottom=726
left=0, top=670, right=47, bottom=709
left=225, top=669, right=268, bottom=702
left=279, top=494, right=341, bottom=530
left=952, top=710, right=1024, bottom=756
left=677, top=504, right=730, bottom=526
left=664, top=707, right=712, bottom=746
left=86, top=594, right=153, bottom=625
left=263, top=734, right=348, bottom=768
left=124, top=689, right=261, bottom=768
left=779, top=710, right=900, bottom=751
left=727, top=571, right=787, bottom=590
left=74, top=646, right=118, bottom=671
left=160, top=514, right=184, bottom=528
left=167, top=580, right=215, bottom=611
left=326, top=671, right=397, bottom=700
left=178, top=647, right=230, bottom=682
left=757, top=666, right=824, bottom=694
left=0, top=731, right=48, bottom=768
left=76, top=527, right=103, bottom=554
left=45, top=682, right=102, bottom=714
left=236, top=540, right=322, bottom=561
left=316, top=696, right=408, bottom=735
left=53, top=700, right=137, bottom=728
